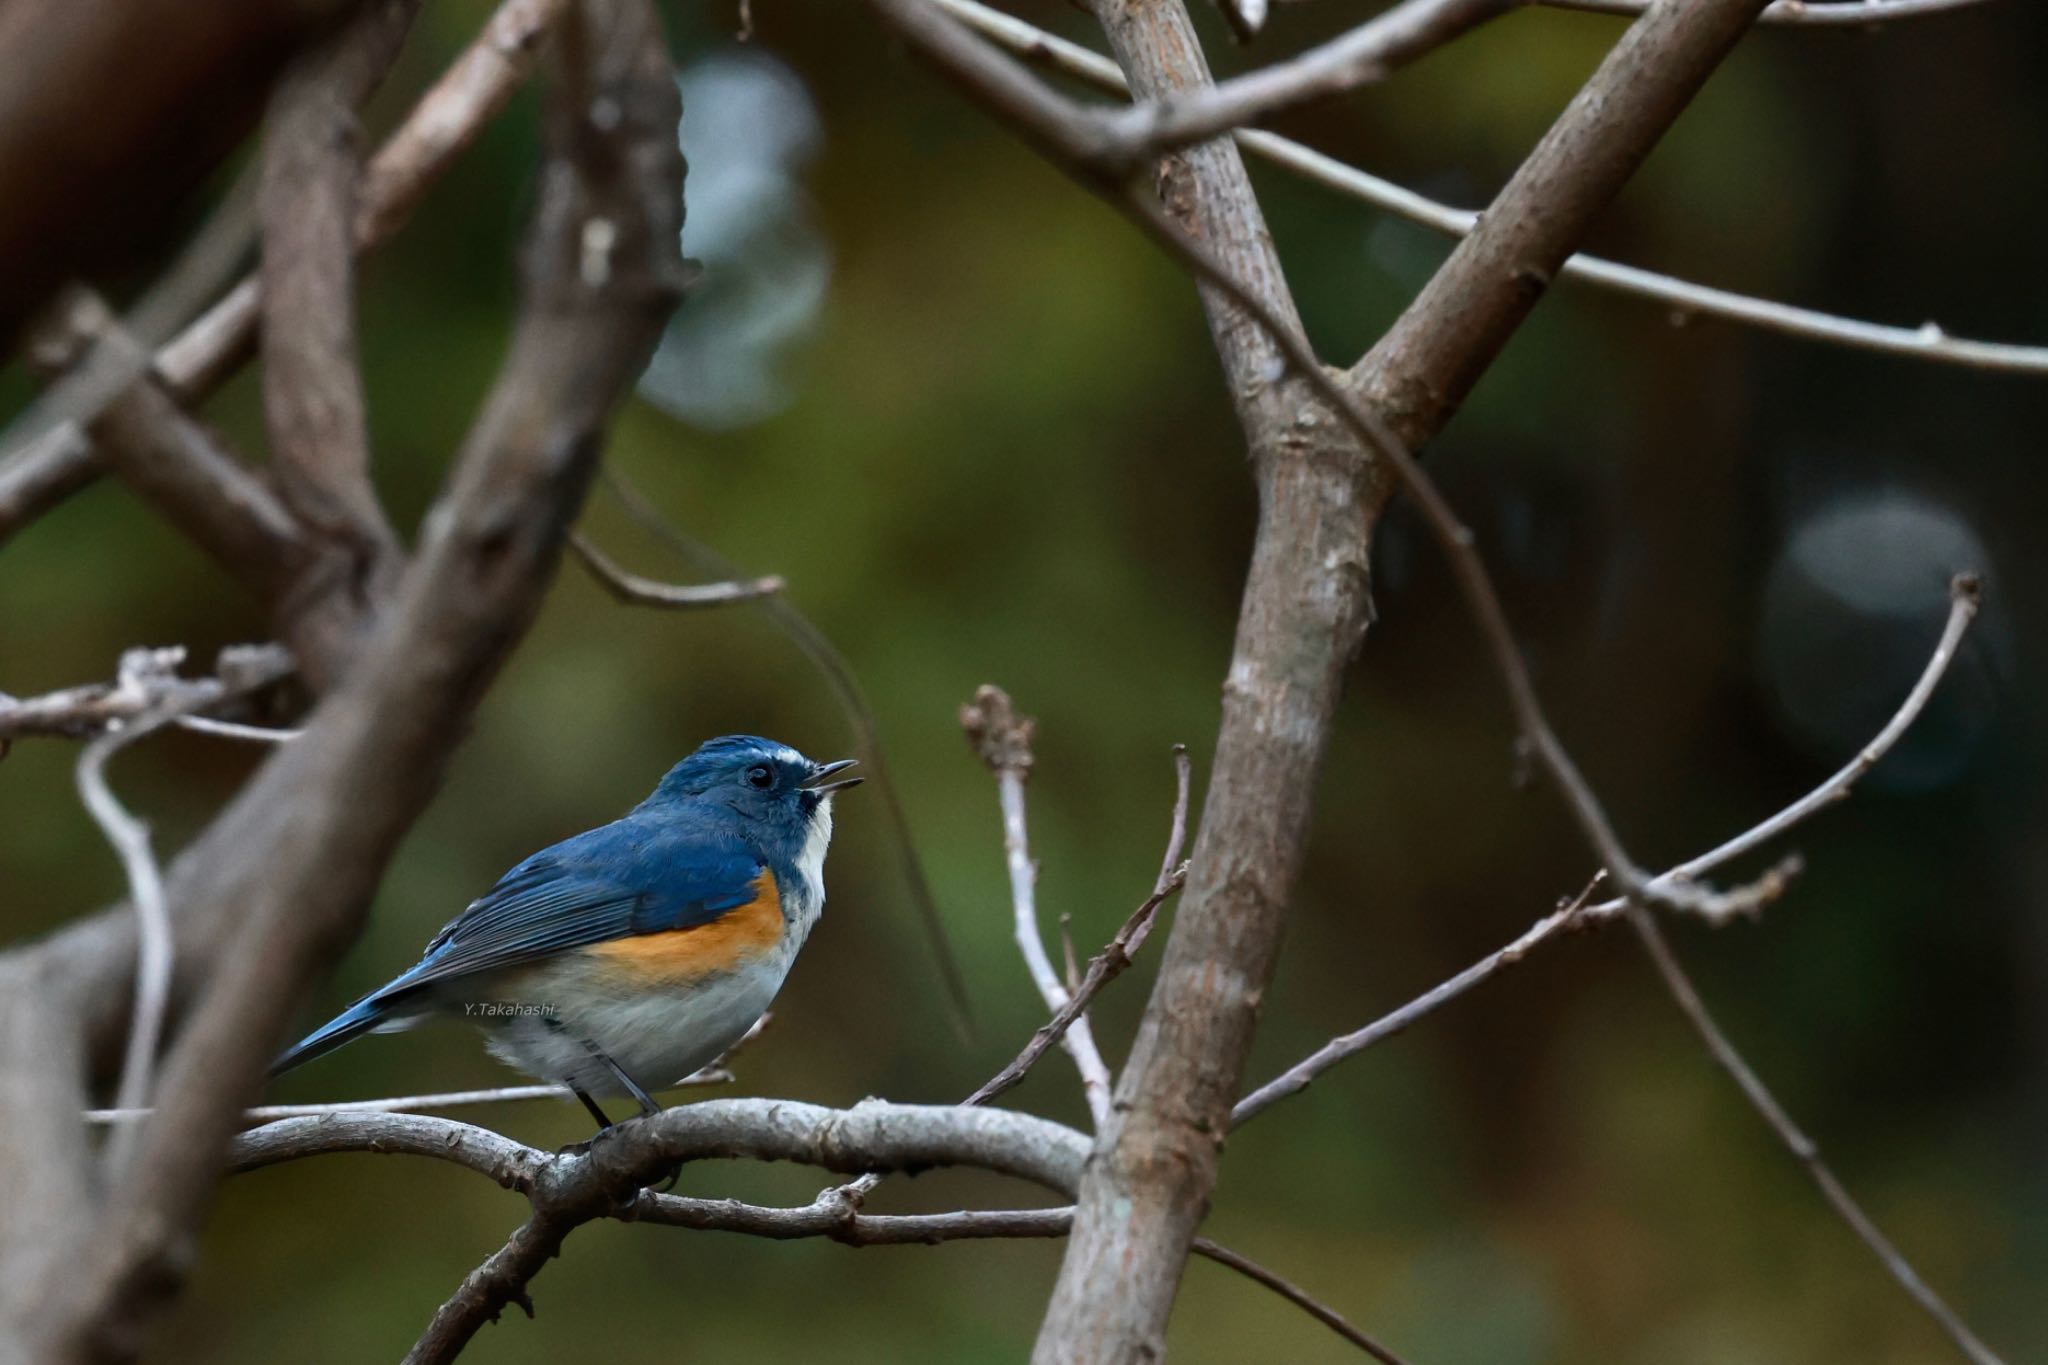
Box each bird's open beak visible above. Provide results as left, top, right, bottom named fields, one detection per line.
left=803, top=758, right=863, bottom=794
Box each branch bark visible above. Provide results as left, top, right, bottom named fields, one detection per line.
left=995, top=0, right=1769, bottom=1354
left=940, top=0, right=2048, bottom=377
left=0, top=0, right=574, bottom=553
left=257, top=0, right=413, bottom=640
left=0, top=1, right=685, bottom=1357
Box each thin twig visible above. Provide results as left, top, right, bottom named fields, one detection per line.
left=1231, top=872, right=1607, bottom=1126
left=568, top=530, right=784, bottom=608
left=173, top=716, right=303, bottom=744
left=1234, top=575, right=1982, bottom=1126
left=92, top=1063, right=743, bottom=1126
left=968, top=747, right=1192, bottom=1109
left=1628, top=908, right=2006, bottom=1365
left=74, top=647, right=293, bottom=1166
left=830, top=744, right=1190, bottom=1217
left=0, top=644, right=295, bottom=744
left=78, top=716, right=175, bottom=1159
left=1096, top=0, right=1508, bottom=158
left=935, top=0, right=2048, bottom=378
left=1190, top=1238, right=1413, bottom=1365
left=962, top=686, right=1114, bottom=1126
left=599, top=467, right=977, bottom=1039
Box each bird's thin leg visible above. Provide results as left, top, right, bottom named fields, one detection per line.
left=571, top=1086, right=614, bottom=1130
left=541, top=1017, right=645, bottom=1129
left=555, top=1031, right=678, bottom=1190
left=564, top=1030, right=662, bottom=1118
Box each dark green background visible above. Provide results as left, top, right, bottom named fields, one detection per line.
left=3, top=1, right=2043, bottom=1360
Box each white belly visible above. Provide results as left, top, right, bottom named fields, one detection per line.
left=470, top=948, right=795, bottom=1098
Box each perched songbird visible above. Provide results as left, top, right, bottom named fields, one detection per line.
left=272, top=736, right=860, bottom=1127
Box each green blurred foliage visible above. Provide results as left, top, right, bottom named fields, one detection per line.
left=3, top=1, right=2045, bottom=1360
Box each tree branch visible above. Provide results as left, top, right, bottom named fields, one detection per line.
left=257, top=0, right=412, bottom=613
left=1233, top=573, right=1982, bottom=1124
left=219, top=1097, right=1398, bottom=1362
left=966, top=745, right=1190, bottom=1110
left=384, top=1098, right=1089, bottom=1363
left=72, top=647, right=295, bottom=1170
left=0, top=643, right=294, bottom=745
left=0, top=2, right=686, bottom=1355
left=1095, top=0, right=1508, bottom=160
left=857, top=0, right=1776, bottom=1354
left=0, top=0, right=577, bottom=553
left=962, top=686, right=1115, bottom=1126
left=942, top=0, right=2048, bottom=378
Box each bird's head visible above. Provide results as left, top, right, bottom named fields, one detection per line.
left=646, top=735, right=861, bottom=852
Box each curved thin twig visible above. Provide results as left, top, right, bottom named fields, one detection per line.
left=598, top=467, right=977, bottom=1038
left=70, top=645, right=297, bottom=1167
left=1190, top=1238, right=1412, bottom=1365
left=569, top=530, right=783, bottom=607
left=962, top=686, right=1114, bottom=1125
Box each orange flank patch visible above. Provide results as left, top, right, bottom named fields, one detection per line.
left=587, top=872, right=783, bottom=982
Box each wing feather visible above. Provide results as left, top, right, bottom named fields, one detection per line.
left=378, top=820, right=764, bottom=998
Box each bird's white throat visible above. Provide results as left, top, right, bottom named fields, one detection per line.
left=795, top=795, right=834, bottom=916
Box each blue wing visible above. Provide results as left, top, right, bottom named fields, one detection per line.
left=271, top=814, right=764, bottom=1074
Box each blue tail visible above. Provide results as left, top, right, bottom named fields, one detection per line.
left=271, top=992, right=396, bottom=1076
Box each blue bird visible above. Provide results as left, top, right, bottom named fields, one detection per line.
left=273, top=736, right=860, bottom=1128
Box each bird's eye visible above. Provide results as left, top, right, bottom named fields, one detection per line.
left=746, top=765, right=774, bottom=790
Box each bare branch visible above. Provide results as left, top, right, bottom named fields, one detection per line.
left=219, top=1098, right=1393, bottom=1362
left=962, top=686, right=1115, bottom=1126
left=1098, top=0, right=1508, bottom=159
left=881, top=0, right=1802, bottom=923
left=257, top=2, right=412, bottom=595
left=1231, top=871, right=1609, bottom=1126
left=1234, top=574, right=1983, bottom=1126
left=359, top=0, right=576, bottom=245
left=937, top=0, right=2048, bottom=378
left=0, top=643, right=293, bottom=744
left=92, top=1017, right=767, bottom=1125
left=0, top=0, right=577, bottom=553
left=569, top=530, right=784, bottom=608
left=598, top=469, right=977, bottom=1037
left=75, top=647, right=292, bottom=1169
left=161, top=0, right=576, bottom=401
left=852, top=0, right=1828, bottom=1353
left=1628, top=909, right=2007, bottom=1365
left=966, top=746, right=1192, bottom=1110
left=0, top=3, right=687, bottom=1353
left=0, top=425, right=98, bottom=548
left=384, top=1098, right=1090, bottom=1363
left=1189, top=1238, right=1412, bottom=1365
